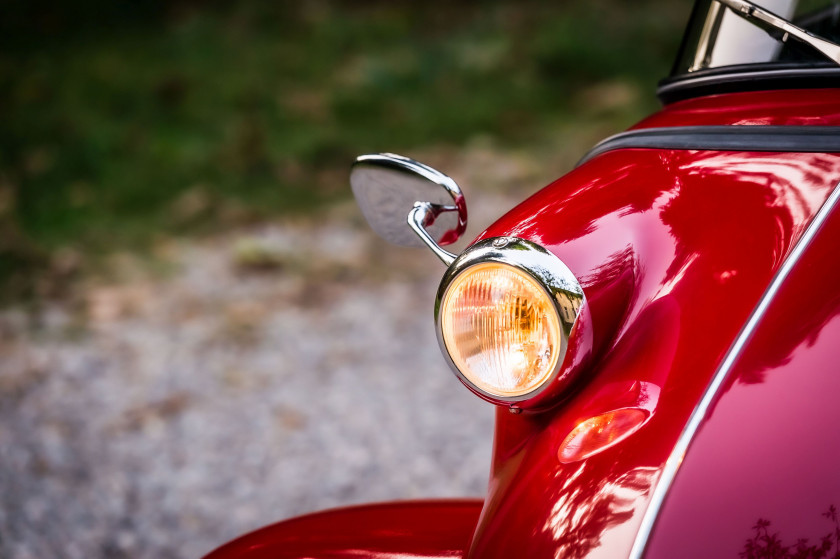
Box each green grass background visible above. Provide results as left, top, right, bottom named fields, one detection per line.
left=0, top=0, right=690, bottom=300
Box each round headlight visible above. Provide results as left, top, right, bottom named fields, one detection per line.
left=440, top=262, right=562, bottom=398
left=436, top=237, right=587, bottom=407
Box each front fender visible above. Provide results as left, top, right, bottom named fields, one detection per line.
left=465, top=145, right=840, bottom=558
left=203, top=500, right=483, bottom=559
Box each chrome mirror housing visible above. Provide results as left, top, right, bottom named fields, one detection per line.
left=350, top=153, right=468, bottom=265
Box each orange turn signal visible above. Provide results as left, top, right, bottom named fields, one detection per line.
left=558, top=408, right=648, bottom=463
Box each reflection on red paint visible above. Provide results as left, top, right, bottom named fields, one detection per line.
left=204, top=500, right=483, bottom=559
left=559, top=409, right=648, bottom=463
left=631, top=89, right=840, bottom=129
left=467, top=145, right=840, bottom=558
left=644, top=181, right=840, bottom=558
left=559, top=380, right=660, bottom=464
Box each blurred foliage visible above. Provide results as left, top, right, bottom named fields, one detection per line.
left=0, top=0, right=690, bottom=300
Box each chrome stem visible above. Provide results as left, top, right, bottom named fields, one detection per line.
left=407, top=202, right=457, bottom=266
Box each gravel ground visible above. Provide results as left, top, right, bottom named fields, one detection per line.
left=0, top=149, right=550, bottom=558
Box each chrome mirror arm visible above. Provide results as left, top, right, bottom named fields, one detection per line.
left=716, top=0, right=840, bottom=66
left=407, top=202, right=457, bottom=266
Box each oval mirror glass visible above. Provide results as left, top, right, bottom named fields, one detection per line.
left=350, top=153, right=467, bottom=247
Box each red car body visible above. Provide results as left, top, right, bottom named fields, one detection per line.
left=207, top=3, right=840, bottom=558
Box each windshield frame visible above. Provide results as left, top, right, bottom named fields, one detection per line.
left=659, top=0, right=840, bottom=103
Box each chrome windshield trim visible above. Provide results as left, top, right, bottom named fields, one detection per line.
left=716, top=0, right=840, bottom=67
left=689, top=0, right=726, bottom=71
left=628, top=178, right=840, bottom=559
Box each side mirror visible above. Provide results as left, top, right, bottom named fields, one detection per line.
left=350, top=153, right=468, bottom=265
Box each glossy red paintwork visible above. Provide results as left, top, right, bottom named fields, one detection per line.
left=465, top=147, right=840, bottom=558
left=633, top=89, right=840, bottom=128
left=207, top=86, right=840, bottom=559
left=203, top=500, right=483, bottom=559
left=644, top=187, right=840, bottom=558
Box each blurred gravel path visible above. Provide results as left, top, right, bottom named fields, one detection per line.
left=0, top=149, right=549, bottom=558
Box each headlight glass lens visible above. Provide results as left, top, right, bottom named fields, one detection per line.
left=440, top=262, right=562, bottom=398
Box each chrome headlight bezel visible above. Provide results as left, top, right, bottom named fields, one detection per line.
left=434, top=237, right=589, bottom=409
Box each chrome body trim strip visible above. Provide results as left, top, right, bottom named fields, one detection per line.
left=629, top=179, right=840, bottom=559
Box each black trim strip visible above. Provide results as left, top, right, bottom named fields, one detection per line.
left=577, top=125, right=840, bottom=166
left=657, top=66, right=840, bottom=104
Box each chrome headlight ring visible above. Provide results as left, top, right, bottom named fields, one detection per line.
left=435, top=237, right=590, bottom=411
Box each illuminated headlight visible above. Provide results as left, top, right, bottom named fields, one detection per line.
left=435, top=237, right=588, bottom=408
left=440, top=262, right=561, bottom=397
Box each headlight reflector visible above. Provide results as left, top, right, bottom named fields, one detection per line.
left=440, top=262, right=562, bottom=398
left=435, top=237, right=587, bottom=408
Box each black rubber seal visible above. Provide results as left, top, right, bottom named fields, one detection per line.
left=657, top=65, right=840, bottom=104
left=577, top=125, right=840, bottom=166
